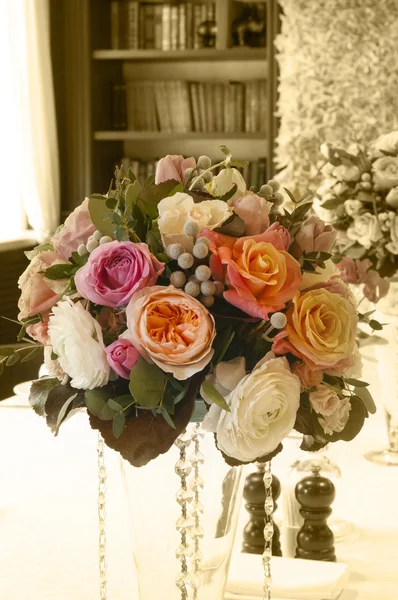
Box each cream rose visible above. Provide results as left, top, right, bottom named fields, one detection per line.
left=333, top=164, right=360, bottom=182
left=48, top=300, right=110, bottom=390
left=202, top=355, right=300, bottom=463
left=373, top=131, right=398, bottom=154
left=309, top=385, right=340, bottom=416
left=318, top=397, right=351, bottom=436
left=386, top=187, right=398, bottom=209
left=344, top=199, right=363, bottom=216
left=386, top=215, right=398, bottom=255
left=209, top=167, right=246, bottom=202
left=124, top=286, right=215, bottom=380
left=372, top=157, right=398, bottom=190
left=157, top=192, right=232, bottom=251
left=346, top=213, right=383, bottom=249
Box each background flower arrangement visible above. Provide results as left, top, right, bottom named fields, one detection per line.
left=315, top=131, right=398, bottom=303
left=275, top=0, right=398, bottom=196
left=0, top=148, right=376, bottom=466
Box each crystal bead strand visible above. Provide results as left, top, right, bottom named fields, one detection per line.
left=175, top=430, right=193, bottom=600
left=97, top=433, right=108, bottom=600
left=189, top=423, right=205, bottom=600
left=261, top=461, right=274, bottom=600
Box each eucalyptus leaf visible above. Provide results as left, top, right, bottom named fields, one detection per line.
left=88, top=194, right=115, bottom=237
left=0, top=347, right=16, bottom=357
left=112, top=411, right=126, bottom=439
left=21, top=347, right=42, bottom=363
left=160, top=407, right=176, bottom=429
left=125, top=180, right=142, bottom=217
left=354, top=387, right=377, bottom=414
left=369, top=319, right=383, bottom=331
left=55, top=394, right=78, bottom=434
left=6, top=353, right=20, bottom=366
left=344, top=378, right=369, bottom=388
left=129, top=357, right=166, bottom=408
left=105, top=197, right=118, bottom=210
left=115, top=225, right=126, bottom=241
left=108, top=398, right=123, bottom=412
left=201, top=381, right=230, bottom=412
left=85, top=389, right=117, bottom=421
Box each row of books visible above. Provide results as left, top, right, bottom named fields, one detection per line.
left=110, top=2, right=216, bottom=50
left=119, top=157, right=268, bottom=190
left=124, top=80, right=267, bottom=133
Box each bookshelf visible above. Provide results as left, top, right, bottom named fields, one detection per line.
left=51, top=0, right=280, bottom=213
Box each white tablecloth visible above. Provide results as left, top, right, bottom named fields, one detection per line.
left=0, top=348, right=397, bottom=599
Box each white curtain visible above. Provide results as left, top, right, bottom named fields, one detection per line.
left=0, top=0, right=60, bottom=243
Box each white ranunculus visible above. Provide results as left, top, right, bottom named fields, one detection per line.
left=386, top=187, right=398, bottom=208
left=202, top=355, right=300, bottom=463
left=157, top=192, right=232, bottom=250
left=373, top=131, right=398, bottom=154
left=372, top=156, right=398, bottom=190
left=300, top=259, right=339, bottom=291
left=386, top=215, right=398, bottom=255
left=344, top=199, right=363, bottom=216
left=346, top=212, right=383, bottom=249
left=48, top=299, right=110, bottom=390
left=333, top=164, right=360, bottom=182
left=318, top=397, right=351, bottom=436
left=209, top=167, right=246, bottom=202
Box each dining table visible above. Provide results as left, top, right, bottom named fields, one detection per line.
left=0, top=346, right=397, bottom=600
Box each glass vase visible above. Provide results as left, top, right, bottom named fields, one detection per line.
left=120, top=422, right=244, bottom=600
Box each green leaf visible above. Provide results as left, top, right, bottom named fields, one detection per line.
left=201, top=381, right=231, bottom=412
left=137, top=179, right=180, bottom=220
left=112, top=411, right=126, bottom=439
left=160, top=406, right=176, bottom=429
left=220, top=144, right=232, bottom=158
left=42, top=263, right=75, bottom=280
left=125, top=180, right=142, bottom=216
left=51, top=351, right=58, bottom=360
left=283, top=187, right=298, bottom=204
left=108, top=398, right=123, bottom=412
left=25, top=242, right=53, bottom=260
left=230, top=160, right=249, bottom=169
left=129, top=357, right=166, bottom=408
left=344, top=378, right=369, bottom=388
left=0, top=347, right=16, bottom=357
left=29, top=377, right=59, bottom=416
left=320, top=197, right=344, bottom=210
left=113, top=395, right=135, bottom=410
left=128, top=167, right=137, bottom=182
left=214, top=214, right=246, bottom=237
left=105, top=197, right=118, bottom=210
left=369, top=319, right=383, bottom=331
left=6, top=353, right=20, bottom=366
left=0, top=362, right=3, bottom=376
left=88, top=194, right=115, bottom=237
left=21, top=347, right=42, bottom=363
left=85, top=389, right=117, bottom=421
left=218, top=184, right=237, bottom=202
left=168, top=182, right=184, bottom=196
left=291, top=202, right=313, bottom=222
left=115, top=225, right=126, bottom=241
left=55, top=394, right=78, bottom=434
left=354, top=387, right=377, bottom=414
left=144, top=173, right=156, bottom=187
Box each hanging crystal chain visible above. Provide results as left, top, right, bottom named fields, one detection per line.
left=97, top=433, right=108, bottom=600
left=261, top=461, right=274, bottom=600
left=175, top=425, right=204, bottom=600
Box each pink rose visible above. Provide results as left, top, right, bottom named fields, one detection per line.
left=106, top=338, right=140, bottom=379
left=228, top=192, right=271, bottom=236
left=26, top=320, right=49, bottom=344
left=75, top=241, right=164, bottom=307
left=293, top=216, right=337, bottom=257
left=155, top=155, right=196, bottom=184
left=337, top=257, right=389, bottom=303
left=124, top=286, right=216, bottom=380
left=52, top=198, right=96, bottom=260
left=309, top=385, right=341, bottom=416
left=201, top=225, right=301, bottom=319
left=18, top=251, right=68, bottom=320
left=292, top=362, right=323, bottom=390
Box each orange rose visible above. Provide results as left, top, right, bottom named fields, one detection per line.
left=273, top=287, right=357, bottom=371
left=124, top=286, right=216, bottom=380
left=201, top=225, right=302, bottom=319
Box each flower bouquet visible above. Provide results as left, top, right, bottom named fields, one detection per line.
left=314, top=132, right=398, bottom=305
left=0, top=148, right=375, bottom=598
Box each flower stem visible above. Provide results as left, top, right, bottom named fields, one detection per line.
left=188, top=161, right=226, bottom=191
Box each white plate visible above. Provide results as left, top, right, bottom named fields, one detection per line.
left=12, top=381, right=33, bottom=400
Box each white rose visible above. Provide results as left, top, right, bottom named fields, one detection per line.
left=346, top=213, right=383, bottom=249
left=386, top=187, right=398, bottom=209
left=333, top=182, right=350, bottom=196
left=316, top=177, right=338, bottom=197
left=157, top=192, right=232, bottom=251
left=300, top=259, right=339, bottom=291
left=385, top=215, right=398, bottom=255
left=372, top=156, right=398, bottom=190
left=309, top=385, right=340, bottom=417
left=318, top=397, right=351, bottom=436
left=344, top=199, right=363, bottom=216
left=373, top=131, right=398, bottom=154
left=48, top=299, right=110, bottom=390
left=333, top=164, right=360, bottom=182
left=202, top=355, right=300, bottom=463
left=209, top=167, right=246, bottom=202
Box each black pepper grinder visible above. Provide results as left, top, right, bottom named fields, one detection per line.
left=242, top=464, right=282, bottom=556
left=295, top=465, right=336, bottom=562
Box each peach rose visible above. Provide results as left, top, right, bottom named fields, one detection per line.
left=292, top=362, right=323, bottom=390
left=273, top=287, right=357, bottom=371
left=17, top=251, right=69, bottom=320
left=309, top=385, right=341, bottom=416
left=228, top=191, right=272, bottom=236
left=26, top=320, right=49, bottom=344
left=124, top=286, right=216, bottom=380
left=155, top=154, right=196, bottom=184
left=201, top=225, right=302, bottom=319
left=52, top=198, right=96, bottom=260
